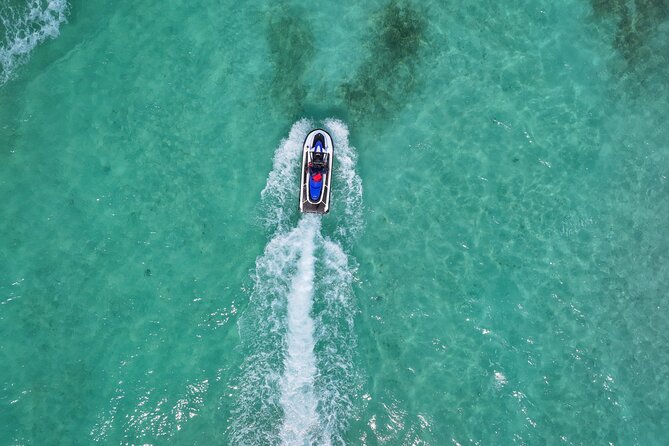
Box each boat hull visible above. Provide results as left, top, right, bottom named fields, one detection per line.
left=299, top=129, right=333, bottom=214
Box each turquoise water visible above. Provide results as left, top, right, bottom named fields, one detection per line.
left=1, top=0, right=669, bottom=444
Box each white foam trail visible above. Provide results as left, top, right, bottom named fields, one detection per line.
left=323, top=118, right=363, bottom=243
left=279, top=214, right=320, bottom=445
left=0, top=0, right=68, bottom=86
left=261, top=118, right=314, bottom=234
left=231, top=119, right=362, bottom=445
left=311, top=238, right=359, bottom=446
left=230, top=224, right=303, bottom=445
left=231, top=121, right=317, bottom=445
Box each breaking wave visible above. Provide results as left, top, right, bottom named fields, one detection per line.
left=230, top=119, right=362, bottom=445
left=0, top=0, right=67, bottom=86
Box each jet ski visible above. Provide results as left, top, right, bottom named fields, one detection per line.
left=300, top=129, right=333, bottom=214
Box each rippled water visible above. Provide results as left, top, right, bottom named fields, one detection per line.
left=1, top=0, right=668, bottom=444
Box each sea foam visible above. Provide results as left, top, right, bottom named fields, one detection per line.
left=231, top=119, right=363, bottom=445
left=0, top=0, right=67, bottom=86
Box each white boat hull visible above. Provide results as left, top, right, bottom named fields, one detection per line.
left=299, top=129, right=333, bottom=214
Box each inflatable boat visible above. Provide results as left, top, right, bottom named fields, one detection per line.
left=300, top=129, right=333, bottom=214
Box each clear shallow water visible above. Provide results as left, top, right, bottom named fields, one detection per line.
left=1, top=0, right=668, bottom=444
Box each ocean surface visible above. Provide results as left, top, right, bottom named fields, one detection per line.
left=1, top=0, right=669, bottom=444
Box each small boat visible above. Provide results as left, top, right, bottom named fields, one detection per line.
left=300, top=129, right=333, bottom=214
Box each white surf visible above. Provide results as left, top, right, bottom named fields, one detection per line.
left=231, top=119, right=362, bottom=446
left=0, top=0, right=68, bottom=85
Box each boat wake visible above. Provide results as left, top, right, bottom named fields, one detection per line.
left=0, top=0, right=68, bottom=86
left=230, top=119, right=362, bottom=445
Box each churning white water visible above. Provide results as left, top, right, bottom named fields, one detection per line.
left=279, top=215, right=320, bottom=445
left=0, top=0, right=68, bottom=85
left=231, top=119, right=362, bottom=446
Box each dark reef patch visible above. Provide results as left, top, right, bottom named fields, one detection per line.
left=265, top=6, right=314, bottom=117
left=591, top=0, right=669, bottom=63
left=340, top=0, right=428, bottom=120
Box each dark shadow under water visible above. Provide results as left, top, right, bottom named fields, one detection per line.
left=591, top=0, right=669, bottom=78
left=266, top=6, right=315, bottom=119
left=263, top=0, right=431, bottom=129
left=340, top=0, right=428, bottom=121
